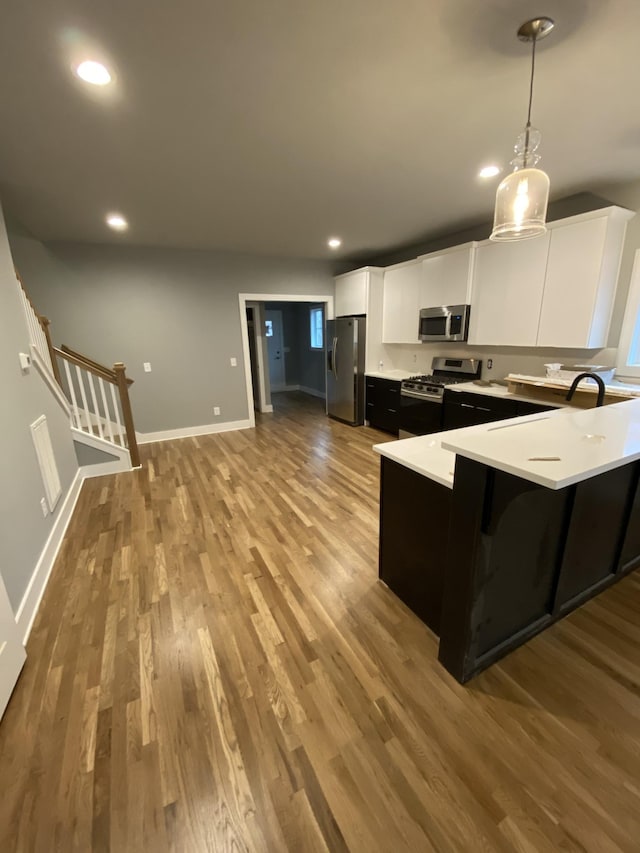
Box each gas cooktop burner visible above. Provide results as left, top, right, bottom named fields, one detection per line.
left=404, top=374, right=468, bottom=387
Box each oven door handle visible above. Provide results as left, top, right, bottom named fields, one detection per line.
left=401, top=389, right=443, bottom=402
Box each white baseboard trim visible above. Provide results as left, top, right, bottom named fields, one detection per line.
left=260, top=404, right=274, bottom=413
left=137, top=418, right=253, bottom=444
left=15, top=462, right=137, bottom=643
left=15, top=469, right=84, bottom=642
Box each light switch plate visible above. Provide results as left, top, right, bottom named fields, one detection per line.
left=230, top=357, right=237, bottom=367
left=143, top=362, right=152, bottom=372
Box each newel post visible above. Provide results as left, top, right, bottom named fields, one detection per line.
left=39, top=315, right=62, bottom=386
left=113, top=362, right=141, bottom=468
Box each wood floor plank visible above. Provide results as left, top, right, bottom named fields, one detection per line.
left=1, top=391, right=639, bottom=851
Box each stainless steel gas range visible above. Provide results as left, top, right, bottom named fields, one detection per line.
left=398, top=357, right=482, bottom=439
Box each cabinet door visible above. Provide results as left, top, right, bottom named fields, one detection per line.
left=421, top=245, right=474, bottom=307
left=335, top=269, right=368, bottom=316
left=468, top=235, right=550, bottom=346
left=537, top=217, right=609, bottom=348
left=366, top=377, right=400, bottom=434
left=382, top=262, right=421, bottom=343
left=442, top=391, right=518, bottom=429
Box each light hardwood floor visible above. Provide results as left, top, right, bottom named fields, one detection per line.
left=1, top=392, right=639, bottom=852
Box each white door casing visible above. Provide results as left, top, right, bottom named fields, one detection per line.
left=0, top=572, right=26, bottom=721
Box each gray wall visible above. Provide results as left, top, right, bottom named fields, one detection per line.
left=0, top=203, right=78, bottom=611
left=297, top=303, right=325, bottom=394
left=7, top=233, right=334, bottom=433
left=73, top=441, right=118, bottom=466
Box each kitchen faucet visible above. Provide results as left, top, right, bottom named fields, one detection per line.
left=565, top=373, right=606, bottom=407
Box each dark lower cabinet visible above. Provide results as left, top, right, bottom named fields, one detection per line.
left=366, top=376, right=400, bottom=435
left=442, top=390, right=518, bottom=429
left=379, top=458, right=451, bottom=634
left=515, top=400, right=557, bottom=416
left=442, top=390, right=556, bottom=430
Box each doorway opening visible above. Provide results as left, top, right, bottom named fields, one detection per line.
left=239, top=293, right=334, bottom=427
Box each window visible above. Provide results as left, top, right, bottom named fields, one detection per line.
left=310, top=307, right=323, bottom=349
left=617, top=249, right=640, bottom=379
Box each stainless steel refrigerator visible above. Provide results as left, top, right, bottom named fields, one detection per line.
left=326, top=316, right=366, bottom=425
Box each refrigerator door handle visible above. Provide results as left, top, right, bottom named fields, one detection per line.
left=327, top=347, right=333, bottom=375
left=332, top=336, right=338, bottom=379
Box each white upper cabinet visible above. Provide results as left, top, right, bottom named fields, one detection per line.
left=468, top=206, right=633, bottom=348
left=382, top=259, right=422, bottom=343
left=420, top=243, right=476, bottom=307
left=537, top=209, right=632, bottom=348
left=468, top=234, right=551, bottom=346
left=335, top=268, right=369, bottom=316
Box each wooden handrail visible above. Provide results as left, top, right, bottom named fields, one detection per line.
left=39, top=316, right=62, bottom=386
left=60, top=345, right=134, bottom=386
left=15, top=276, right=141, bottom=469
left=53, top=347, right=118, bottom=384
left=113, top=363, right=140, bottom=468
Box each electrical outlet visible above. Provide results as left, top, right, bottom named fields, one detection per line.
left=143, top=362, right=152, bottom=372
left=230, top=357, right=237, bottom=367
left=40, top=497, right=48, bottom=518
left=214, top=406, right=221, bottom=416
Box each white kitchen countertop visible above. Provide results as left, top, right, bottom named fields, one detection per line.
left=441, top=397, right=640, bottom=489
left=365, top=369, right=413, bottom=381
left=373, top=432, right=458, bottom=489
left=446, top=381, right=565, bottom=406
left=375, top=397, right=640, bottom=491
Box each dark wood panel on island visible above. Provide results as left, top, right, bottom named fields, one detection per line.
left=379, top=458, right=451, bottom=634
left=378, top=453, right=640, bottom=684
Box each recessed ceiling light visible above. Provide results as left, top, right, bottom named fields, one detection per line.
left=478, top=165, right=501, bottom=179
left=106, top=213, right=128, bottom=232
left=328, top=237, right=342, bottom=249
left=76, top=60, right=111, bottom=86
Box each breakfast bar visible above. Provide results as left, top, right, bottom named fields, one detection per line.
left=375, top=399, right=640, bottom=683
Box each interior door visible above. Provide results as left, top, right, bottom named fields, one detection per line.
left=0, top=572, right=26, bottom=721
left=265, top=309, right=286, bottom=391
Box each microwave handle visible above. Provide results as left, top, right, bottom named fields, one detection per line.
left=445, top=312, right=452, bottom=338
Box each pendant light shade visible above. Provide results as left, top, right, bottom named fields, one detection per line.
left=491, top=167, right=550, bottom=241
left=490, top=17, right=554, bottom=242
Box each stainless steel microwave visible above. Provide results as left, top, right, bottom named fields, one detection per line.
left=419, top=304, right=471, bottom=343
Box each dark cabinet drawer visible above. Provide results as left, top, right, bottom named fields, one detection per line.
left=516, top=400, right=557, bottom=416
left=442, top=390, right=518, bottom=430
left=366, top=376, right=400, bottom=435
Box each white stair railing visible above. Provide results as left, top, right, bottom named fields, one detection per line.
left=55, top=347, right=140, bottom=467
left=13, top=272, right=140, bottom=468
left=15, top=276, right=57, bottom=380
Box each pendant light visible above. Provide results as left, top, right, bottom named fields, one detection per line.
left=490, top=17, right=555, bottom=241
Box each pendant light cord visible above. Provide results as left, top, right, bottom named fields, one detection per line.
left=523, top=35, right=537, bottom=168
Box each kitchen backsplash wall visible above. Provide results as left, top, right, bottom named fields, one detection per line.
left=371, top=341, right=622, bottom=382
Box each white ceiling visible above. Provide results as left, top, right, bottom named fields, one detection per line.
left=0, top=0, right=638, bottom=260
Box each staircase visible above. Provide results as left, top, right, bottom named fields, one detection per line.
left=16, top=275, right=140, bottom=470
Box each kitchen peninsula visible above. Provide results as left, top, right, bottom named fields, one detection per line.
left=375, top=398, right=640, bottom=683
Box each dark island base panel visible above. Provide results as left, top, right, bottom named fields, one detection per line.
left=378, top=457, right=640, bottom=684
left=438, top=457, right=640, bottom=683
left=379, top=459, right=452, bottom=635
